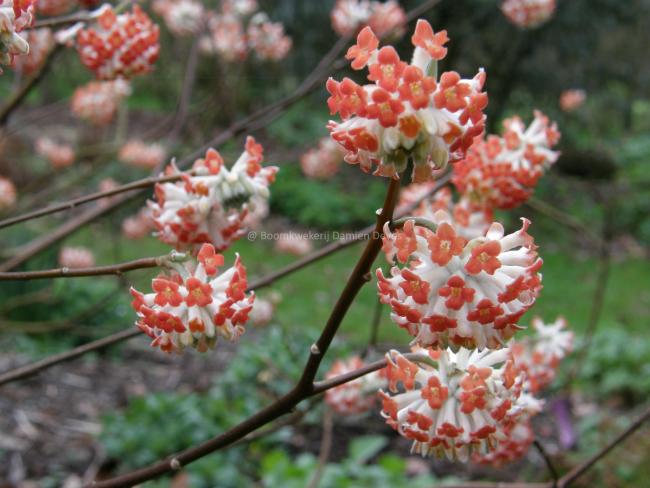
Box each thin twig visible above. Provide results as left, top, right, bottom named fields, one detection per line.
left=525, top=197, right=602, bottom=246
left=533, top=439, right=559, bottom=487
left=306, top=408, right=334, bottom=488
left=362, top=298, right=383, bottom=359
left=168, top=35, right=201, bottom=143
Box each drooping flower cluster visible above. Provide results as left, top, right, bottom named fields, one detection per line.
left=149, top=136, right=278, bottom=252
left=501, top=0, right=555, bottom=29
left=152, top=0, right=204, bottom=37
left=122, top=207, right=154, bottom=240
left=377, top=211, right=542, bottom=350
left=325, top=355, right=388, bottom=415
left=560, top=89, right=586, bottom=112
left=472, top=317, right=572, bottom=465
left=35, top=0, right=74, bottom=16
left=118, top=139, right=166, bottom=170
left=13, top=27, right=53, bottom=75
left=59, top=246, right=95, bottom=268
left=411, top=186, right=493, bottom=240
left=76, top=5, right=160, bottom=80
left=510, top=316, right=573, bottom=394
left=380, top=347, right=535, bottom=461
left=248, top=295, right=275, bottom=327
left=300, top=137, right=343, bottom=180
left=452, top=111, right=560, bottom=210
left=327, top=21, right=487, bottom=181
left=199, top=2, right=291, bottom=62
left=71, top=79, right=131, bottom=125
left=131, top=244, right=254, bottom=353
left=331, top=0, right=406, bottom=38
left=0, top=0, right=34, bottom=72
left=35, top=137, right=75, bottom=168
left=0, top=176, right=17, bottom=210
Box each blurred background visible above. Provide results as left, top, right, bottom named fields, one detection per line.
left=0, top=0, right=649, bottom=486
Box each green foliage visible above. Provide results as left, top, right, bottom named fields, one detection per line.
left=569, top=329, right=650, bottom=403
left=100, top=327, right=351, bottom=486
left=259, top=438, right=437, bottom=488
left=270, top=163, right=387, bottom=229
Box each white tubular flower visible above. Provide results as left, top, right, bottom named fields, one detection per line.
left=149, top=136, right=278, bottom=252
left=0, top=1, right=33, bottom=72
left=380, top=347, right=526, bottom=461
left=511, top=316, right=573, bottom=393
left=131, top=244, right=254, bottom=354
left=411, top=186, right=493, bottom=240
left=452, top=110, right=560, bottom=210
left=327, top=20, right=487, bottom=181
left=377, top=211, right=542, bottom=350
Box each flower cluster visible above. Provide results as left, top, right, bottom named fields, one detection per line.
left=410, top=186, right=493, bottom=240
left=0, top=0, right=34, bottom=72
left=35, top=0, right=74, bottom=16
left=560, top=89, right=586, bottom=112
left=452, top=111, right=560, bottom=210
left=331, top=0, right=406, bottom=38
left=122, top=207, right=154, bottom=240
left=274, top=233, right=314, bottom=256
left=327, top=21, right=487, bottom=181
left=380, top=347, right=535, bottom=461
left=152, top=0, right=204, bottom=37
left=131, top=244, right=254, bottom=353
left=13, top=27, right=53, bottom=75
left=118, top=139, right=166, bottom=170
left=35, top=137, right=75, bottom=168
left=300, top=137, right=343, bottom=180
left=59, top=246, right=95, bottom=269
left=199, top=2, right=291, bottom=62
left=501, top=0, right=555, bottom=29
left=76, top=5, right=160, bottom=80
left=377, top=211, right=542, bottom=350
left=71, top=79, right=131, bottom=125
left=510, top=316, right=573, bottom=394
left=248, top=296, right=274, bottom=327
left=149, top=136, right=278, bottom=252
left=325, top=355, right=388, bottom=415
left=0, top=176, right=17, bottom=210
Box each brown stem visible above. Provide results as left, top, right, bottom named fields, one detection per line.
left=168, top=35, right=201, bottom=143
left=306, top=408, right=334, bottom=488
left=87, top=178, right=400, bottom=487
left=533, top=439, right=559, bottom=487
left=0, top=172, right=193, bottom=230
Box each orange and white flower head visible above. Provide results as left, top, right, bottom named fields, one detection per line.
left=377, top=211, right=542, bottom=350
left=122, top=207, right=154, bottom=240
left=300, top=137, right=343, bottom=180
left=199, top=12, right=247, bottom=61
left=327, top=20, right=487, bottom=182
left=331, top=0, right=406, bottom=38
left=58, top=246, right=95, bottom=269
left=35, top=137, right=75, bottom=168
left=222, top=0, right=258, bottom=17
left=510, top=316, right=573, bottom=393
left=411, top=186, right=493, bottom=240
left=0, top=176, right=17, bottom=210
left=152, top=0, right=204, bottom=37
left=71, top=79, right=131, bottom=125
left=325, top=355, right=388, bottom=415
left=119, top=139, right=166, bottom=170
left=130, top=243, right=254, bottom=354
left=380, top=346, right=530, bottom=461
left=452, top=110, right=560, bottom=210
left=76, top=5, right=160, bottom=80
left=0, top=1, right=34, bottom=72
left=149, top=136, right=278, bottom=252
left=559, top=89, right=586, bottom=112
left=246, top=12, right=291, bottom=61
left=13, top=27, right=53, bottom=75
left=501, top=0, right=555, bottom=29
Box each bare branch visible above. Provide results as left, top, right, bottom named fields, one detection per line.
left=533, top=439, right=559, bottom=487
